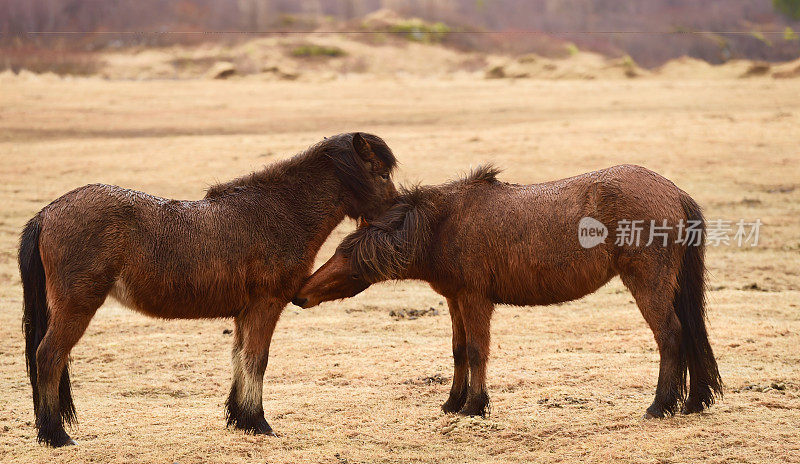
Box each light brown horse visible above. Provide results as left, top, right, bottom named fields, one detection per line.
left=294, top=164, right=722, bottom=419
left=19, top=133, right=398, bottom=446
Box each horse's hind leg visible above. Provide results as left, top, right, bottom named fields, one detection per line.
left=456, top=292, right=493, bottom=417
left=620, top=262, right=685, bottom=418
left=226, top=299, right=283, bottom=435
left=35, top=302, right=97, bottom=446
left=442, top=297, right=469, bottom=413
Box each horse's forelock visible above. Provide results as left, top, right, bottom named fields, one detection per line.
left=324, top=133, right=396, bottom=202
left=360, top=133, right=397, bottom=171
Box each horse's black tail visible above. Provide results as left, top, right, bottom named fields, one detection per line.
left=674, top=194, right=723, bottom=412
left=20, top=215, right=77, bottom=428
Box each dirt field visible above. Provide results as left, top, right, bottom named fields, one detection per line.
left=1, top=76, right=799, bottom=463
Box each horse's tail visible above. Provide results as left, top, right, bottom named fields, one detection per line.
left=19, top=215, right=77, bottom=426
left=674, top=193, right=723, bottom=410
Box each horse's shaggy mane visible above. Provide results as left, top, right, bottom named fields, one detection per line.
left=338, top=185, right=439, bottom=283
left=337, top=164, right=500, bottom=282
left=205, top=132, right=396, bottom=199
left=461, top=164, right=502, bottom=184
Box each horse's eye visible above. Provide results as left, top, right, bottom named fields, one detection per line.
left=350, top=273, right=360, bottom=280
left=380, top=173, right=389, bottom=180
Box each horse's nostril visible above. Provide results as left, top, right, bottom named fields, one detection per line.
left=292, top=297, right=308, bottom=307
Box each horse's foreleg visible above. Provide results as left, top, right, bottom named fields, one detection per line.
left=621, top=271, right=684, bottom=418
left=456, top=293, right=493, bottom=417
left=226, top=299, right=283, bottom=435
left=442, top=297, right=469, bottom=413
left=225, top=316, right=245, bottom=429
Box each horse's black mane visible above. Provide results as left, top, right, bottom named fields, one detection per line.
left=205, top=132, right=396, bottom=199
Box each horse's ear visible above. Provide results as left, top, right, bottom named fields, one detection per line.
left=352, top=133, right=376, bottom=163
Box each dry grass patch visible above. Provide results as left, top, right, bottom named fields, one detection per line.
left=0, top=76, right=798, bottom=463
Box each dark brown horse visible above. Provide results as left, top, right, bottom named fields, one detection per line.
left=294, top=164, right=722, bottom=419
left=19, top=133, right=398, bottom=447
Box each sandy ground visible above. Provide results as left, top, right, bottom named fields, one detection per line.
left=0, top=76, right=799, bottom=463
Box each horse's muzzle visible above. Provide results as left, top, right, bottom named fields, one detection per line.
left=291, top=297, right=308, bottom=308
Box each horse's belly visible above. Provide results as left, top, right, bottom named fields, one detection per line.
left=491, top=253, right=616, bottom=306
left=108, top=276, right=244, bottom=319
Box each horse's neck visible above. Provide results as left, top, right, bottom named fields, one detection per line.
left=296, top=180, right=348, bottom=266
left=305, top=201, right=347, bottom=260
left=247, top=166, right=347, bottom=261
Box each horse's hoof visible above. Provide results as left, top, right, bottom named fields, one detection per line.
left=458, top=392, right=490, bottom=417
left=458, top=391, right=489, bottom=417
left=48, top=436, right=77, bottom=447
left=642, top=409, right=666, bottom=420
left=442, top=396, right=467, bottom=414
left=253, top=427, right=277, bottom=437
left=459, top=408, right=484, bottom=417
left=458, top=401, right=488, bottom=417
left=681, top=400, right=704, bottom=415
left=251, top=418, right=275, bottom=436
left=442, top=403, right=460, bottom=414
left=38, top=427, right=77, bottom=448
left=642, top=403, right=670, bottom=420
left=231, top=415, right=276, bottom=436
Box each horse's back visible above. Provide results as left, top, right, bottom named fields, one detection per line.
left=38, top=184, right=149, bottom=261
left=432, top=165, right=689, bottom=306
left=38, top=183, right=201, bottom=258
left=489, top=164, right=687, bottom=240
left=35, top=184, right=263, bottom=318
